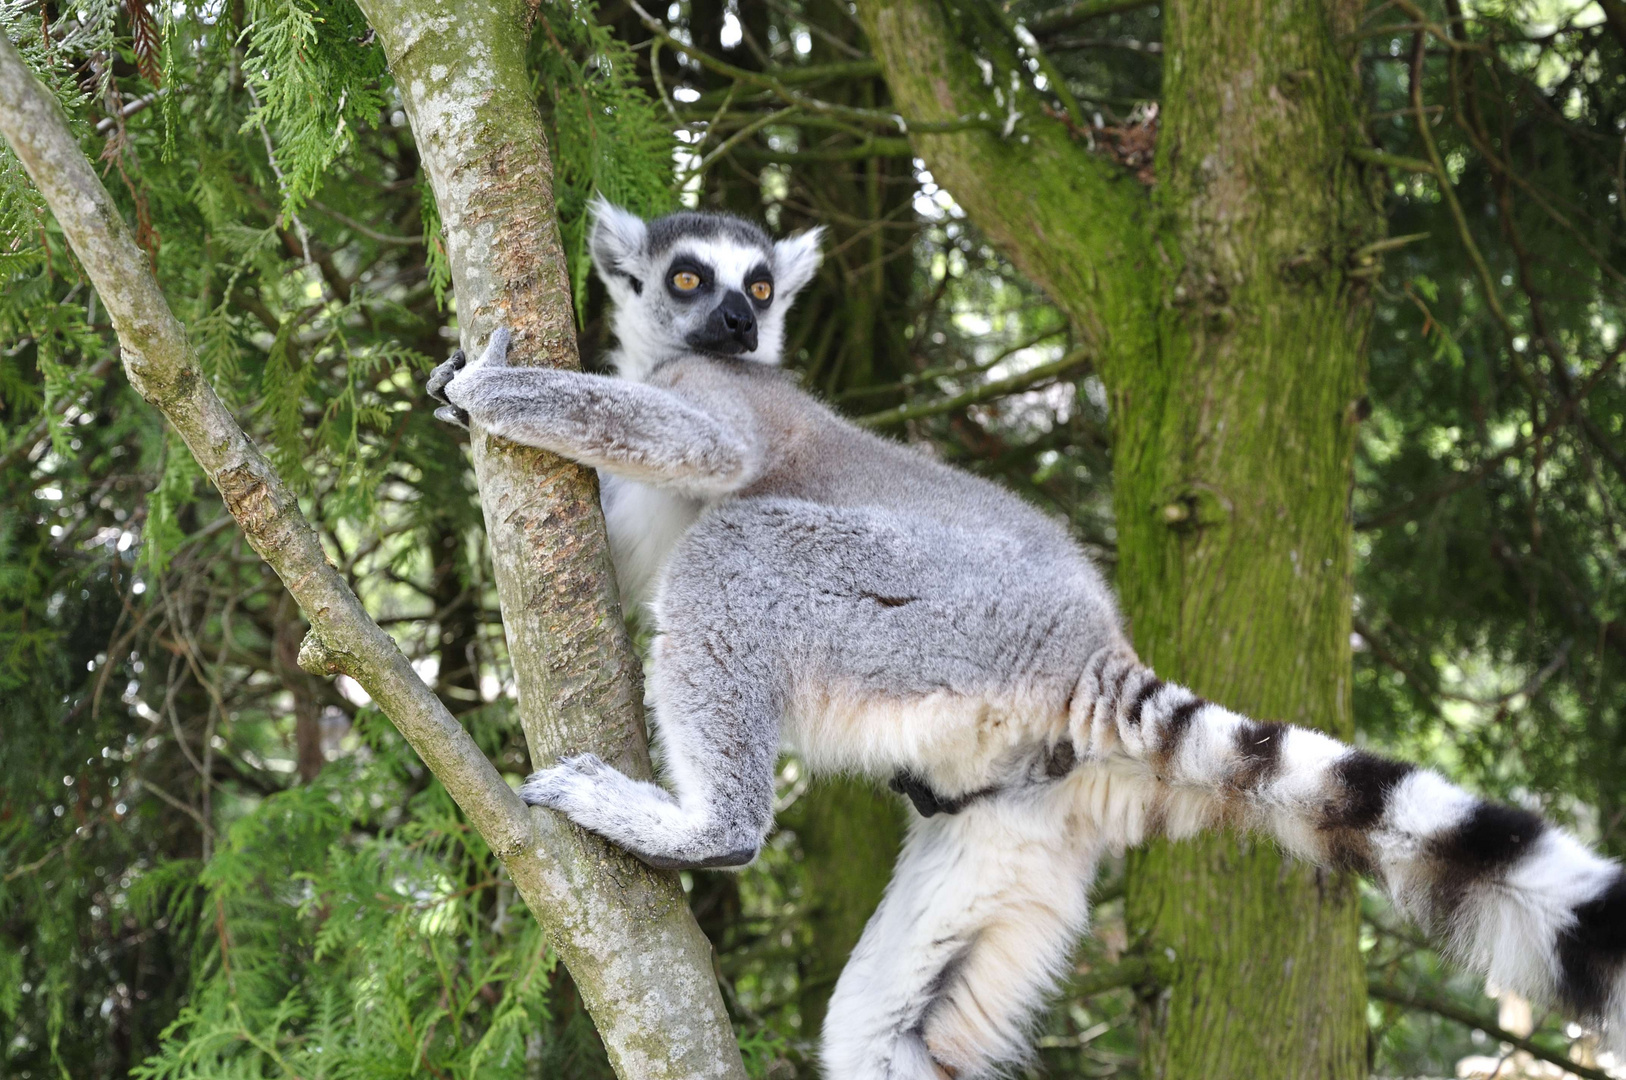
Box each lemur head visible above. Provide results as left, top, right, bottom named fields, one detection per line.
left=589, top=198, right=824, bottom=379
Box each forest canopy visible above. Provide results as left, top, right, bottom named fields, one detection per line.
left=2, top=0, right=1625, bottom=1077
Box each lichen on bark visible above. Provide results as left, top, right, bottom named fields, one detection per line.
left=350, top=0, right=747, bottom=1074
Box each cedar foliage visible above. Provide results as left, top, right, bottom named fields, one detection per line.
left=4, top=0, right=1626, bottom=1077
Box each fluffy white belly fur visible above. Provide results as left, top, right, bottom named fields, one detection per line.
left=599, top=472, right=701, bottom=616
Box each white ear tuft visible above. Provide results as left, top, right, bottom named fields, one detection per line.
left=588, top=195, right=649, bottom=282
left=773, top=226, right=825, bottom=300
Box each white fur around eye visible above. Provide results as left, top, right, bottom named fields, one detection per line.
left=669, top=238, right=769, bottom=293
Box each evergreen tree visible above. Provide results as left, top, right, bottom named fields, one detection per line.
left=5, top=0, right=1626, bottom=1076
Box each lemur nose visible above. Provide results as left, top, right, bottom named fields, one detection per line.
left=713, top=291, right=758, bottom=352
left=720, top=294, right=756, bottom=333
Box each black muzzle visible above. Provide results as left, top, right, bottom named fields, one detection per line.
left=689, top=290, right=758, bottom=355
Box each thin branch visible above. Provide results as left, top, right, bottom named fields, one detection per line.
left=307, top=199, right=425, bottom=246
left=1387, top=0, right=1488, bottom=52
left=0, top=355, right=118, bottom=473
left=1046, top=35, right=1163, bottom=54
left=838, top=325, right=1067, bottom=401
left=94, top=88, right=165, bottom=133
left=628, top=0, right=1006, bottom=135
left=1002, top=6, right=1087, bottom=132
left=1028, top=0, right=1157, bottom=38
left=735, top=137, right=914, bottom=162
left=1368, top=981, right=1610, bottom=1080
left=244, top=83, right=313, bottom=266
left=1407, top=33, right=1514, bottom=338
left=857, top=347, right=1092, bottom=427
left=0, top=21, right=537, bottom=877
left=687, top=105, right=799, bottom=180
left=139, top=777, right=217, bottom=837
left=1349, top=145, right=1437, bottom=174
left=1356, top=345, right=1624, bottom=529
left=1070, top=956, right=1157, bottom=998
left=761, top=0, right=869, bottom=59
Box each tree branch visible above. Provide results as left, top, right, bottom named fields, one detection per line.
left=346, top=0, right=747, bottom=1075
left=856, top=347, right=1092, bottom=427
left=1028, top=0, right=1158, bottom=38
left=1367, top=981, right=1610, bottom=1080
left=852, top=0, right=1153, bottom=365
left=0, top=29, right=534, bottom=871
left=628, top=0, right=1006, bottom=134
left=0, top=21, right=744, bottom=1080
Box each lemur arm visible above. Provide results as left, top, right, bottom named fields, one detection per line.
left=430, top=329, right=759, bottom=496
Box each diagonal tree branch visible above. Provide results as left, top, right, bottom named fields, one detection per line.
left=1367, top=981, right=1611, bottom=1080
left=856, top=346, right=1092, bottom=427
left=0, top=27, right=533, bottom=882
left=853, top=0, right=1153, bottom=365
left=0, top=22, right=745, bottom=1080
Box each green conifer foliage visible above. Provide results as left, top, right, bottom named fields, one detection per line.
left=0, top=0, right=674, bottom=1074
left=8, top=0, right=1626, bottom=1076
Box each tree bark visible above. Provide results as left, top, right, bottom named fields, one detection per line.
left=0, top=31, right=530, bottom=867
left=853, top=0, right=1149, bottom=364
left=346, top=2, right=745, bottom=1074
left=855, top=1, right=1381, bottom=1075
left=0, top=23, right=745, bottom=1080
left=1115, top=4, right=1377, bottom=1075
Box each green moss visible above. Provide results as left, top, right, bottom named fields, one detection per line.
left=857, top=0, right=1383, bottom=1074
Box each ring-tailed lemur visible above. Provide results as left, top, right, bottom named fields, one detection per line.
left=427, top=200, right=1626, bottom=1079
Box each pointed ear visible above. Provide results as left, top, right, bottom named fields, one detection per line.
left=773, top=226, right=825, bottom=301
left=588, top=195, right=649, bottom=286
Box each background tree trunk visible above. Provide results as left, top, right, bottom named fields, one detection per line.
left=855, top=0, right=1381, bottom=1074
left=778, top=778, right=903, bottom=1035
left=1115, top=4, right=1380, bottom=1076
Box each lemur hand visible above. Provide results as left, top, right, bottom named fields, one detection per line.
left=426, top=327, right=512, bottom=428
left=426, top=348, right=469, bottom=427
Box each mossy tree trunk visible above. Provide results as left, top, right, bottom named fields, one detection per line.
left=855, top=0, right=1382, bottom=1075
left=778, top=778, right=904, bottom=1036
left=1115, top=2, right=1376, bottom=1074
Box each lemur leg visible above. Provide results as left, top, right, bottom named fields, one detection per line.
left=429, top=326, right=756, bottom=494
left=520, top=585, right=781, bottom=870
left=823, top=785, right=1099, bottom=1080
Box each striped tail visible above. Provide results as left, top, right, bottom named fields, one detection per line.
left=1074, top=648, right=1626, bottom=1048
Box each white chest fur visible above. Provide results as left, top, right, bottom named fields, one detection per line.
left=599, top=471, right=703, bottom=617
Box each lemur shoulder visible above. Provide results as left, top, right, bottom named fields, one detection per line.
left=427, top=200, right=1626, bottom=1080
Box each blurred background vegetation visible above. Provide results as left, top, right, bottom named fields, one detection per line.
left=2, top=0, right=1624, bottom=1075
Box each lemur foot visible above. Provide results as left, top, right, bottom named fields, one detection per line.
left=518, top=753, right=617, bottom=817
left=427, top=348, right=469, bottom=427
left=518, top=754, right=760, bottom=870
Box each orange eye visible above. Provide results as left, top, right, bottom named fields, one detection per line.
left=672, top=270, right=702, bottom=291
left=749, top=280, right=773, bottom=302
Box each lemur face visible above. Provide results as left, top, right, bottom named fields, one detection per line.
left=588, top=199, right=824, bottom=378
